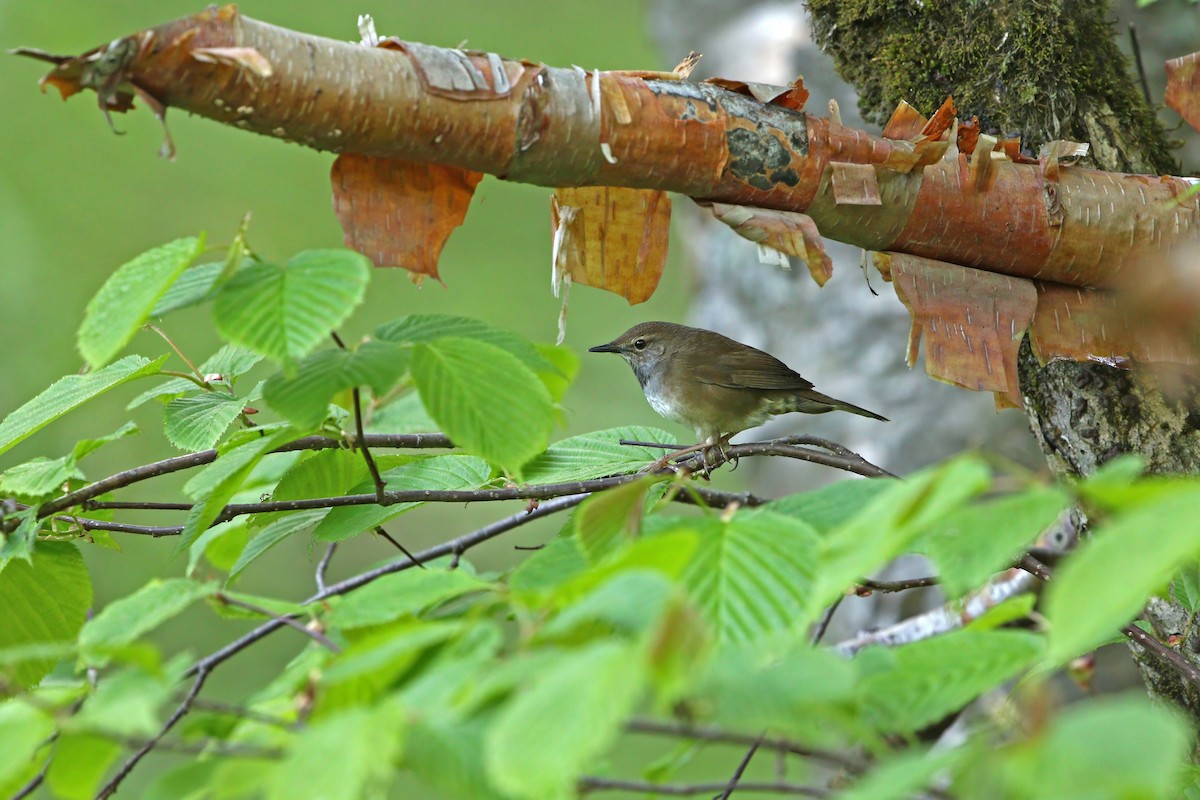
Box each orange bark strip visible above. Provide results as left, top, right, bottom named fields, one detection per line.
left=829, top=162, right=882, bottom=205
left=1030, top=282, right=1200, bottom=367
left=883, top=253, right=1037, bottom=398
left=706, top=203, right=833, bottom=285
left=330, top=155, right=483, bottom=282
left=881, top=100, right=928, bottom=140
left=551, top=187, right=670, bottom=304
left=1165, top=51, right=1200, bottom=134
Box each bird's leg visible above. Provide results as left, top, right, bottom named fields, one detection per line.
left=649, top=441, right=709, bottom=473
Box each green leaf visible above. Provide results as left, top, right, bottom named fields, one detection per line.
left=0, top=701, right=54, bottom=787
left=227, top=510, right=327, bottom=583
left=267, top=701, right=405, bottom=800
left=766, top=477, right=897, bottom=533
left=812, top=456, right=991, bottom=619
left=79, top=578, right=216, bottom=665
left=313, top=455, right=492, bottom=542
left=0, top=508, right=40, bottom=562
left=919, top=487, right=1069, bottom=598
left=543, top=570, right=676, bottom=639
left=698, top=641, right=858, bottom=741
left=78, top=236, right=204, bottom=368
left=834, top=749, right=960, bottom=800
left=1173, top=563, right=1200, bottom=613
left=0, top=354, right=167, bottom=456
left=44, top=732, right=123, bottom=800
left=178, top=428, right=296, bottom=554
left=263, top=340, right=408, bottom=429
left=369, top=392, right=439, bottom=434
left=524, top=426, right=674, bottom=483
left=509, top=537, right=589, bottom=595
left=535, top=342, right=580, bottom=404
left=1015, top=694, right=1191, bottom=800
left=128, top=345, right=262, bottom=410
left=164, top=393, right=247, bottom=452
left=1045, top=487, right=1200, bottom=663
left=152, top=260, right=223, bottom=317
left=73, top=662, right=178, bottom=736
left=141, top=760, right=218, bottom=800
left=0, top=542, right=91, bottom=688
left=72, top=421, right=140, bottom=461
left=412, top=338, right=553, bottom=476
left=859, top=629, right=1043, bottom=733
left=678, top=510, right=821, bottom=643
left=485, top=641, right=644, bottom=799
left=375, top=313, right=556, bottom=374
left=574, top=476, right=658, bottom=561
left=329, top=566, right=494, bottom=629
left=0, top=456, right=82, bottom=498
left=188, top=519, right=249, bottom=574
left=408, top=717, right=509, bottom=800
left=213, top=249, right=370, bottom=365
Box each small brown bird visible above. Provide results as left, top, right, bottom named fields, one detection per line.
left=589, top=321, right=887, bottom=444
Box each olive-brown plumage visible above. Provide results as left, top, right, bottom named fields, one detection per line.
left=589, top=321, right=887, bottom=443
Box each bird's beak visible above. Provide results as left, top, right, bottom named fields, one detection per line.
left=588, top=341, right=622, bottom=354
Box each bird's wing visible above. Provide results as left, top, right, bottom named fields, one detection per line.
left=693, top=345, right=815, bottom=391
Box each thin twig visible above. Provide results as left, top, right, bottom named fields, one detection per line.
left=577, top=777, right=827, bottom=797
left=188, top=698, right=296, bottom=729
left=38, top=433, right=454, bottom=517
left=315, top=543, right=336, bottom=593
left=625, top=719, right=867, bottom=773
left=216, top=594, right=340, bottom=653
left=858, top=576, right=940, bottom=594
left=718, top=734, right=763, bottom=799
left=810, top=595, right=844, bottom=645
left=1128, top=23, right=1152, bottom=108
left=374, top=526, right=427, bottom=569
left=95, top=667, right=211, bottom=799
left=351, top=387, right=387, bottom=500
left=146, top=323, right=206, bottom=383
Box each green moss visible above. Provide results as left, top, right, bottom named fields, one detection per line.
left=806, top=0, right=1175, bottom=174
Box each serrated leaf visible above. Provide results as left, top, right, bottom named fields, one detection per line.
left=313, top=455, right=492, bottom=542
left=78, top=236, right=204, bottom=368
left=543, top=570, right=675, bottom=639
left=524, top=426, right=673, bottom=484
left=1045, top=486, right=1200, bottom=664
left=375, top=313, right=555, bottom=373
left=165, top=393, right=247, bottom=452
left=0, top=355, right=167, bottom=456
left=509, top=537, right=589, bottom=595
left=412, top=338, right=553, bottom=476
left=859, top=629, right=1043, bottom=733
left=263, top=340, right=408, bottom=429
left=0, top=542, right=91, bottom=688
left=485, top=641, right=644, bottom=799
left=811, top=456, right=991, bottom=620
left=574, top=477, right=658, bottom=562
left=227, top=510, right=326, bottom=584
left=213, top=249, right=370, bottom=365
left=919, top=487, right=1069, bottom=598
left=72, top=421, right=140, bottom=461
left=408, top=717, right=508, bottom=800
left=177, top=429, right=296, bottom=554
left=0, top=456, right=81, bottom=498
left=329, top=567, right=494, bottom=629
left=151, top=260, right=223, bottom=317
left=1173, top=563, right=1200, bottom=613
left=0, top=507, right=41, bottom=562
left=79, top=578, right=215, bottom=665
left=267, top=701, right=405, bottom=800
left=766, top=477, right=897, bottom=533
left=677, top=510, right=821, bottom=643
left=128, top=346, right=262, bottom=410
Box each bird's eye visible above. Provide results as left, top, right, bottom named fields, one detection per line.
left=633, top=338, right=647, bottom=350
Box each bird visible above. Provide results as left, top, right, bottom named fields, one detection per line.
left=588, top=321, right=887, bottom=446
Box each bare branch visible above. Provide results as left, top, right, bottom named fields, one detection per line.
left=577, top=777, right=828, bottom=797
left=215, top=593, right=340, bottom=653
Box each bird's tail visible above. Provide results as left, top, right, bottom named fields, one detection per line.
left=792, top=390, right=888, bottom=422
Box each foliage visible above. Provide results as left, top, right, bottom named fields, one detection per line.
left=0, top=235, right=1197, bottom=799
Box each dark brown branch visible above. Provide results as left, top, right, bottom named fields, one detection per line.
left=38, top=433, right=454, bottom=517
left=315, top=543, right=336, bottom=593
left=374, top=526, right=427, bottom=569
left=577, top=777, right=827, bottom=797
left=95, top=666, right=210, bottom=799
left=810, top=595, right=844, bottom=645
left=857, top=576, right=940, bottom=594
left=625, top=719, right=867, bottom=774
left=717, top=735, right=763, bottom=800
